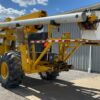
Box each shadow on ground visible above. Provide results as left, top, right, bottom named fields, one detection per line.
left=7, top=76, right=100, bottom=100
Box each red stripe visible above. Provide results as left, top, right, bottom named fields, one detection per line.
left=34, top=40, right=37, bottom=43
left=75, top=40, right=79, bottom=42
left=64, top=40, right=70, bottom=42
left=58, top=40, right=62, bottom=42
left=52, top=40, right=55, bottom=42
left=31, top=39, right=88, bottom=43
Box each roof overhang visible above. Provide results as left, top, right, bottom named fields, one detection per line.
left=61, top=2, right=100, bottom=14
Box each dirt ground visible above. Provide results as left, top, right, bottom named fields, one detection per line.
left=0, top=70, right=100, bottom=100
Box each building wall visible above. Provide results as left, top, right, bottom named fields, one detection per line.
left=90, top=12, right=100, bottom=73
left=44, top=4, right=100, bottom=73
left=81, top=11, right=100, bottom=40
left=91, top=46, right=100, bottom=73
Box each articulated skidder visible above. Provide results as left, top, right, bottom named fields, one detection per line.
left=0, top=9, right=100, bottom=88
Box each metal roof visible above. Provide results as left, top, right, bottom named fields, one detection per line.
left=62, top=2, right=100, bottom=14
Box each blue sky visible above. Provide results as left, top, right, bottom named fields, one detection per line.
left=0, top=0, right=100, bottom=20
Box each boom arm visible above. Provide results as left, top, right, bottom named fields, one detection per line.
left=0, top=12, right=87, bottom=28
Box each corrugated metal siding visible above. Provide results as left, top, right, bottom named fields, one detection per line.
left=91, top=46, right=100, bottom=73
left=44, top=23, right=90, bottom=71
left=68, top=46, right=90, bottom=71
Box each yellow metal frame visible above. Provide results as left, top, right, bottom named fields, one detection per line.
left=14, top=24, right=100, bottom=74
left=19, top=36, right=82, bottom=74
left=0, top=33, right=15, bottom=55
left=1, top=62, right=8, bottom=80
left=15, top=10, right=47, bottom=21
left=0, top=10, right=99, bottom=74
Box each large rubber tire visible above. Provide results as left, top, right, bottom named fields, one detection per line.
left=39, top=71, right=59, bottom=80
left=0, top=51, right=24, bottom=88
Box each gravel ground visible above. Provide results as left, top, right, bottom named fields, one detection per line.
left=0, top=70, right=100, bottom=100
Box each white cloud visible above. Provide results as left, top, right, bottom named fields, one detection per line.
left=56, top=8, right=60, bottom=11
left=0, top=4, right=25, bottom=21
left=31, top=8, right=39, bottom=13
left=37, top=0, right=48, bottom=5
left=11, top=0, right=48, bottom=7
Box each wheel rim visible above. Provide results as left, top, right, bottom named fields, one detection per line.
left=1, top=62, right=8, bottom=79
